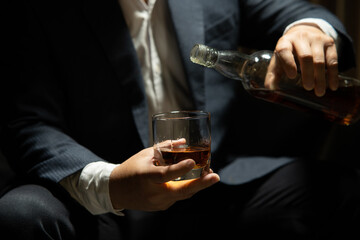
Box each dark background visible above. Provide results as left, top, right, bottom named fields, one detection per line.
left=1, top=0, right=359, bottom=190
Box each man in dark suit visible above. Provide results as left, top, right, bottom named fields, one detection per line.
left=1, top=0, right=359, bottom=239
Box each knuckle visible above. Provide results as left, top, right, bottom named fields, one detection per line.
left=312, top=34, right=322, bottom=42
left=313, top=58, right=325, bottom=66
left=298, top=52, right=313, bottom=61
left=275, top=37, right=291, bottom=52
left=300, top=30, right=310, bottom=38
left=324, top=36, right=335, bottom=46
left=275, top=44, right=289, bottom=54
left=327, top=59, right=338, bottom=69
left=297, top=30, right=311, bottom=41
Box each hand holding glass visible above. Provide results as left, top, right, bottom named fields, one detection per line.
left=152, top=111, right=211, bottom=180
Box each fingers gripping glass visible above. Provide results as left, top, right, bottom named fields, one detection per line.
left=152, top=111, right=211, bottom=180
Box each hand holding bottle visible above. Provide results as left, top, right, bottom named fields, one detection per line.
left=266, top=24, right=339, bottom=97
left=190, top=43, right=360, bottom=125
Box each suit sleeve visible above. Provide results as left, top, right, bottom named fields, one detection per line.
left=239, top=0, right=355, bottom=71
left=1, top=2, right=104, bottom=183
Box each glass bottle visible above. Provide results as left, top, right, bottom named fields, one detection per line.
left=190, top=44, right=360, bottom=126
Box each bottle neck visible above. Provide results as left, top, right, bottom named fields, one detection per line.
left=190, top=44, right=219, bottom=67
left=190, top=44, right=251, bottom=80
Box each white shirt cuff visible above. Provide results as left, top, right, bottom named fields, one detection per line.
left=284, top=18, right=339, bottom=47
left=60, top=161, right=123, bottom=216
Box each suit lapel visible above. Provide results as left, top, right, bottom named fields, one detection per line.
left=82, top=0, right=207, bottom=147
left=83, top=0, right=149, bottom=147
left=168, top=0, right=206, bottom=110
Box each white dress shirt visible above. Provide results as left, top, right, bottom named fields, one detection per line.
left=119, top=0, right=194, bottom=126
left=61, top=0, right=194, bottom=215
left=60, top=0, right=339, bottom=215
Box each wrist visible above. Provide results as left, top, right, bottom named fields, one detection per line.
left=109, top=164, right=126, bottom=211
left=60, top=161, right=123, bottom=215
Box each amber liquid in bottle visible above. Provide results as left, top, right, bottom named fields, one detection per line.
left=249, top=86, right=360, bottom=125
left=160, top=146, right=210, bottom=169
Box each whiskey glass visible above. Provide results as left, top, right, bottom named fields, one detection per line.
left=152, top=111, right=211, bottom=180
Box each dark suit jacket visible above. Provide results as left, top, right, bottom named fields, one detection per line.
left=2, top=0, right=355, bottom=184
